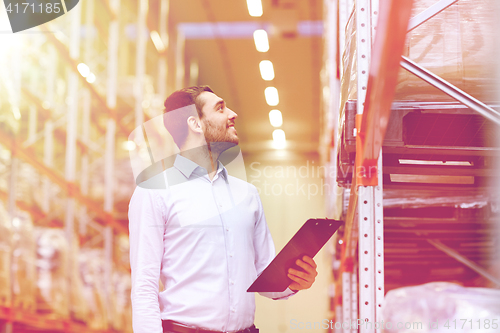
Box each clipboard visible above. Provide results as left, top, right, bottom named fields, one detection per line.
left=247, top=218, right=343, bottom=292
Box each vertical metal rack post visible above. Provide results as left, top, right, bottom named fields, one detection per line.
left=355, top=0, right=378, bottom=327
left=329, top=0, right=414, bottom=332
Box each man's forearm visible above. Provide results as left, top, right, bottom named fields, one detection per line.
left=131, top=289, right=163, bottom=333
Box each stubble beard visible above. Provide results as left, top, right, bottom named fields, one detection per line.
left=202, top=119, right=239, bottom=151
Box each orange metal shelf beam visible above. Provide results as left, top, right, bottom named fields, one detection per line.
left=0, top=131, right=127, bottom=234
left=0, top=189, right=63, bottom=228
left=356, top=0, right=414, bottom=180
left=342, top=0, right=414, bottom=260
left=341, top=177, right=359, bottom=263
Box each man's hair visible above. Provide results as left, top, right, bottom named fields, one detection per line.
left=163, top=86, right=214, bottom=147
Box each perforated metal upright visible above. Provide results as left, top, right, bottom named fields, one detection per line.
left=373, top=156, right=384, bottom=323
left=355, top=0, right=384, bottom=332
left=341, top=271, right=352, bottom=332
left=104, top=0, right=121, bottom=316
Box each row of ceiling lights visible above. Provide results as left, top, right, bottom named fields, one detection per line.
left=247, top=0, right=286, bottom=149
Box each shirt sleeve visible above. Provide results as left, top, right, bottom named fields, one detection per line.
left=252, top=190, right=297, bottom=300
left=129, top=186, right=165, bottom=333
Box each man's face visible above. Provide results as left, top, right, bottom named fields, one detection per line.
left=199, top=91, right=239, bottom=145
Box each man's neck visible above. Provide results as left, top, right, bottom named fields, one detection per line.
left=179, top=145, right=221, bottom=180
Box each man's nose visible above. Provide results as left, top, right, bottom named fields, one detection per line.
left=228, top=108, right=238, bottom=119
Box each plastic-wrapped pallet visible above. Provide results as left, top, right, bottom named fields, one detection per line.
left=337, top=0, right=499, bottom=148
left=11, top=210, right=36, bottom=311
left=395, top=0, right=499, bottom=103
left=112, top=234, right=132, bottom=331
left=35, top=227, right=69, bottom=318
left=382, top=282, right=500, bottom=332
left=79, top=248, right=108, bottom=330
left=110, top=269, right=132, bottom=331
left=339, top=0, right=498, bottom=106
left=0, top=202, right=12, bottom=307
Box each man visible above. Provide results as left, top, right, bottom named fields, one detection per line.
left=129, top=86, right=318, bottom=333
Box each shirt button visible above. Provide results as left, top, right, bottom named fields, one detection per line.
left=226, top=228, right=229, bottom=232
left=229, top=253, right=233, bottom=257
left=230, top=280, right=235, bottom=285
left=231, top=308, right=235, bottom=312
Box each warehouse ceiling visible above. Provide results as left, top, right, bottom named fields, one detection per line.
left=164, top=0, right=324, bottom=156
left=0, top=0, right=325, bottom=224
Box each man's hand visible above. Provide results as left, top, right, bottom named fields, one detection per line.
left=287, top=256, right=318, bottom=292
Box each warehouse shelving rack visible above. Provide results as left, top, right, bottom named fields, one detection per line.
left=0, top=0, right=182, bottom=332
left=323, top=0, right=500, bottom=332
left=0, top=306, right=111, bottom=333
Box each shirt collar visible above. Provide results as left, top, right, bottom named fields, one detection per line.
left=174, top=154, right=228, bottom=181
left=217, top=161, right=228, bottom=181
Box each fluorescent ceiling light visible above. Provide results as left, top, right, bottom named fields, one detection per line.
left=259, top=60, right=275, bottom=81
left=253, top=29, right=269, bottom=52
left=77, top=63, right=90, bottom=78
left=269, top=110, right=283, bottom=127
left=246, top=0, right=263, bottom=17
left=272, top=129, right=286, bottom=149
left=150, top=30, right=166, bottom=52
left=264, top=87, right=279, bottom=106
left=122, top=140, right=137, bottom=151
left=86, top=73, right=96, bottom=83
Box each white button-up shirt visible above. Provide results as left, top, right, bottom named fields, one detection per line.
left=129, top=155, right=294, bottom=333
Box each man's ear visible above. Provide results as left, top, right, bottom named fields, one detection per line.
left=187, top=116, right=203, bottom=134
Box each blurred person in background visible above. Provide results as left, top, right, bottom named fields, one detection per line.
left=128, top=86, right=318, bottom=333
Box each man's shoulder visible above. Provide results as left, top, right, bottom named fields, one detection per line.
left=135, top=171, right=169, bottom=191
left=129, top=170, right=174, bottom=211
